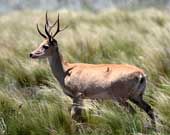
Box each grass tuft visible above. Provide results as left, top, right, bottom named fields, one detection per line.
left=0, top=9, right=170, bottom=134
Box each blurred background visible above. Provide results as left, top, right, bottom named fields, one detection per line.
left=0, top=0, right=170, bottom=135
left=1, top=0, right=170, bottom=13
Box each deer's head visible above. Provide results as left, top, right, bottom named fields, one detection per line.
left=30, top=12, right=67, bottom=59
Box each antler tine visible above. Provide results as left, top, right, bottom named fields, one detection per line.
left=45, top=11, right=58, bottom=34
left=36, top=24, right=47, bottom=38
left=49, top=19, right=58, bottom=32
left=45, top=23, right=51, bottom=40
left=59, top=25, right=69, bottom=32
left=45, top=11, right=49, bottom=27
left=52, top=13, right=68, bottom=38
left=52, top=13, right=63, bottom=38
left=45, top=10, right=53, bottom=39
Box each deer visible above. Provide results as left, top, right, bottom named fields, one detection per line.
left=30, top=12, right=156, bottom=128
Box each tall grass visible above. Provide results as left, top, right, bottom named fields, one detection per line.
left=0, top=9, right=170, bottom=134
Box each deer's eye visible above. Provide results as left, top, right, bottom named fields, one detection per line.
left=43, top=45, right=49, bottom=49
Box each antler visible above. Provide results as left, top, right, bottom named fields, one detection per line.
left=36, top=24, right=47, bottom=38
left=52, top=13, right=68, bottom=38
left=36, top=11, right=67, bottom=39
left=45, top=11, right=58, bottom=33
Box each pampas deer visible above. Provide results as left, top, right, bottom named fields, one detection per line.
left=30, top=12, right=156, bottom=127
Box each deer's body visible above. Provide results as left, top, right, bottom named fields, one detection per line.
left=30, top=12, right=156, bottom=128
left=65, top=63, right=145, bottom=99
left=48, top=46, right=146, bottom=100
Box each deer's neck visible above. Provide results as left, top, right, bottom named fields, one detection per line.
left=48, top=48, right=66, bottom=86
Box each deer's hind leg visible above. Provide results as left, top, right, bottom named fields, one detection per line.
left=130, top=96, right=156, bottom=128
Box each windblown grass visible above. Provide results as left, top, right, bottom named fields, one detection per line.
left=0, top=9, right=170, bottom=134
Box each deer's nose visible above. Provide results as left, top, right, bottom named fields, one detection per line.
left=29, top=53, right=33, bottom=58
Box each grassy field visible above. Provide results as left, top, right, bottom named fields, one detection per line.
left=0, top=9, right=170, bottom=135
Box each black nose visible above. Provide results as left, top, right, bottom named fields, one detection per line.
left=29, top=53, right=33, bottom=58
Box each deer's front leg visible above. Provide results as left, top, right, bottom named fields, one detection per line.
left=71, top=93, right=84, bottom=122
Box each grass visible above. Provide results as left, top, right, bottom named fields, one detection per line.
left=0, top=9, right=170, bottom=134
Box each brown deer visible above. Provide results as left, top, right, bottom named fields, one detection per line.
left=30, top=12, right=156, bottom=127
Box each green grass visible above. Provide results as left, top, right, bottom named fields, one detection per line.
left=0, top=9, right=170, bottom=134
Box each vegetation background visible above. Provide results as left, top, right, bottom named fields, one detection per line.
left=0, top=0, right=170, bottom=135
